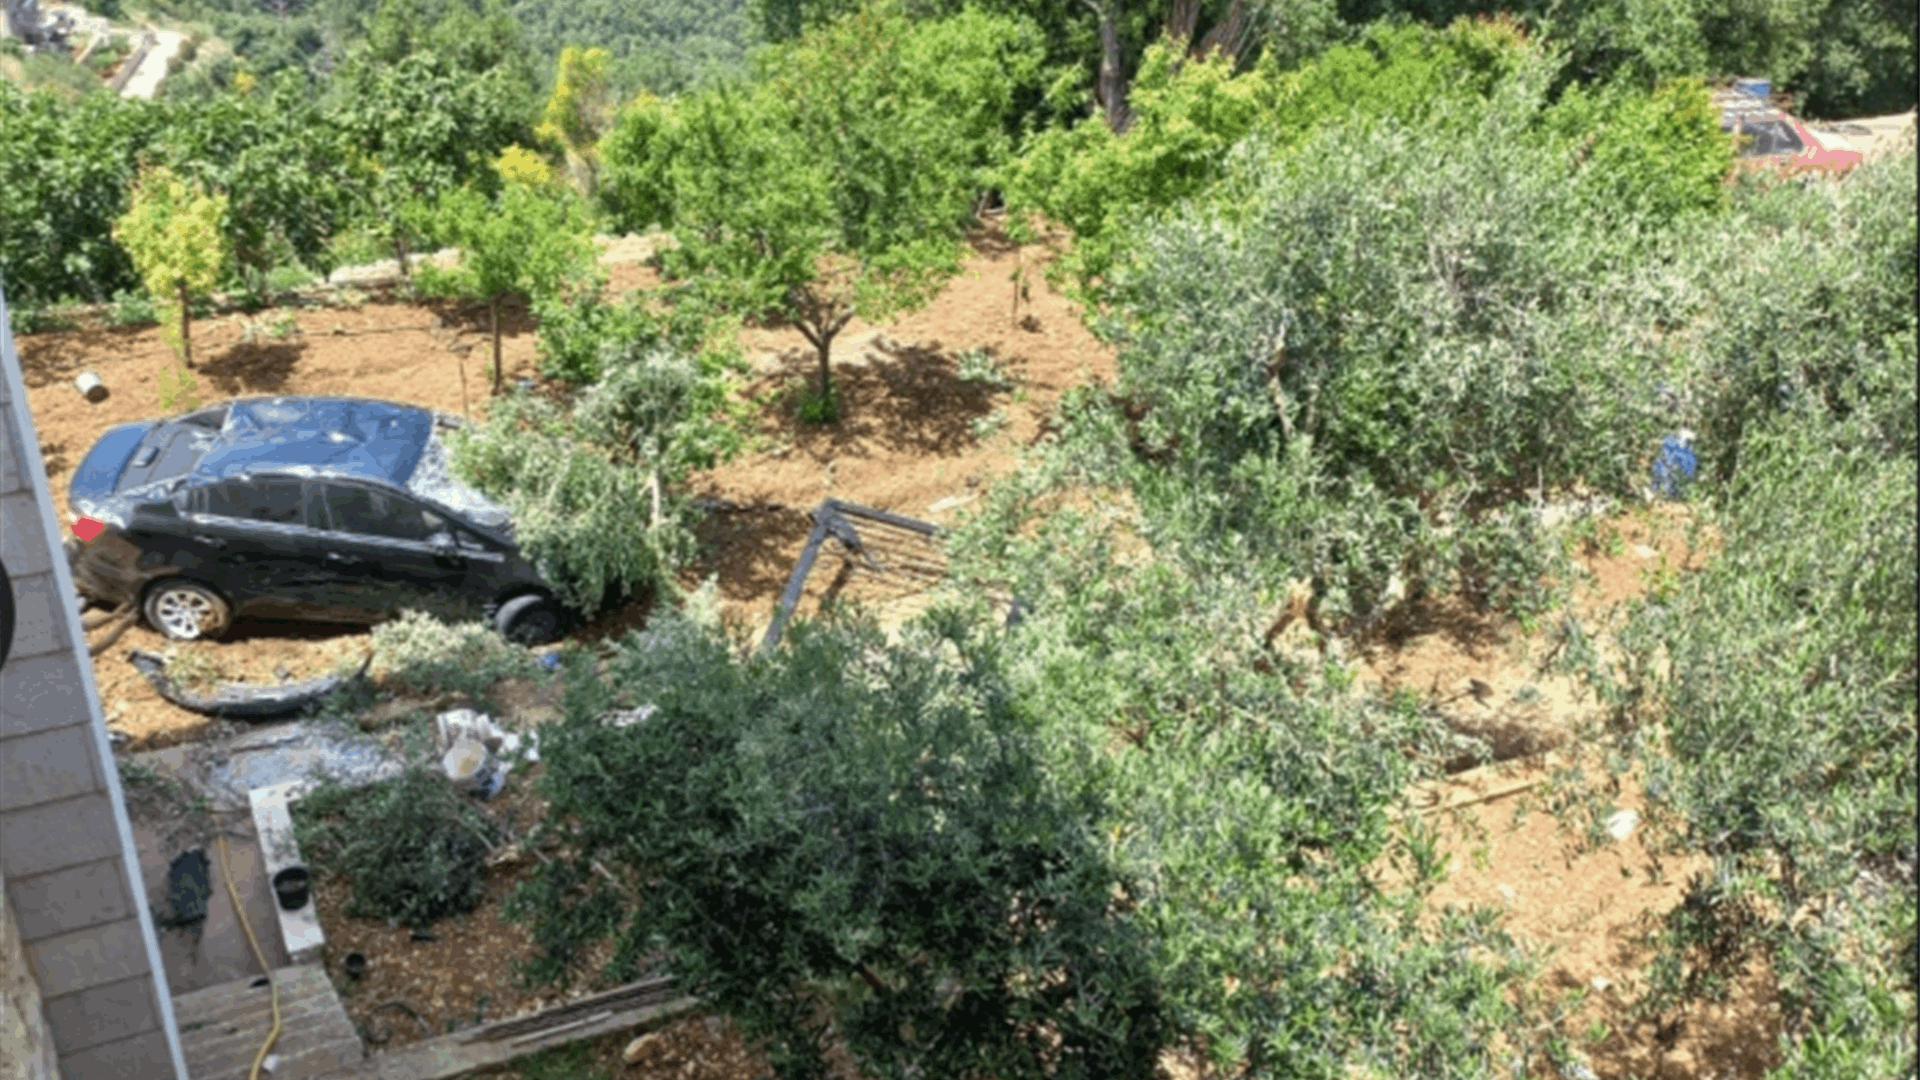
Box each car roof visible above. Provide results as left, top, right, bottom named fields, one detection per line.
left=187, top=396, right=435, bottom=488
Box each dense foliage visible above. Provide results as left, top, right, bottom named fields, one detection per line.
left=1565, top=154, right=1918, bottom=1076
left=1334, top=0, right=1915, bottom=117
left=447, top=312, right=740, bottom=614
left=1006, top=18, right=1731, bottom=293
left=294, top=764, right=499, bottom=926
left=12, top=5, right=1916, bottom=1074
left=511, top=614, right=1174, bottom=1079
left=0, top=84, right=166, bottom=305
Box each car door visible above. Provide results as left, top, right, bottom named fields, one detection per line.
left=181, top=477, right=336, bottom=618
left=314, top=481, right=488, bottom=622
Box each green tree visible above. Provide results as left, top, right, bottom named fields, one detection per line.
left=410, top=158, right=598, bottom=393
left=601, top=7, right=1048, bottom=414
left=0, top=84, right=168, bottom=308
left=153, top=72, right=351, bottom=297
left=113, top=165, right=229, bottom=368
left=328, top=50, right=532, bottom=277
left=535, top=45, right=615, bottom=195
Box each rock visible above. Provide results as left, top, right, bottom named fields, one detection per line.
left=1604, top=809, right=1640, bottom=842
left=622, top=1032, right=658, bottom=1064
left=1591, top=977, right=1612, bottom=993
left=1497, top=884, right=1517, bottom=905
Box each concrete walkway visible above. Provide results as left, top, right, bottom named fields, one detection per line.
left=117, top=29, right=183, bottom=100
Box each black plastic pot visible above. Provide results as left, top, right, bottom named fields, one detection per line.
left=272, top=867, right=311, bottom=911
left=343, top=952, right=368, bottom=979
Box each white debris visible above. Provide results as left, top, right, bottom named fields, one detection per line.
left=436, top=708, right=503, bottom=753
left=605, top=705, right=658, bottom=729
left=1604, top=809, right=1640, bottom=842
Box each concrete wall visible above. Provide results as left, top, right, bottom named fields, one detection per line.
left=2, top=292, right=188, bottom=1079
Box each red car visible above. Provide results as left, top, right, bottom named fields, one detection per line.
left=1716, top=90, right=1863, bottom=176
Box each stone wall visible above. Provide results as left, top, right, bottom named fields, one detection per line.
left=1, top=873, right=60, bottom=1080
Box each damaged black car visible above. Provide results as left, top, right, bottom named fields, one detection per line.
left=67, top=396, right=566, bottom=645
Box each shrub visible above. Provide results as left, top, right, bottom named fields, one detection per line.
left=369, top=609, right=543, bottom=700
left=508, top=613, right=1170, bottom=1080
left=533, top=287, right=737, bottom=389
left=294, top=766, right=499, bottom=926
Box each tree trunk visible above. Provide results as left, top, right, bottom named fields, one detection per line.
left=792, top=285, right=854, bottom=411
left=489, top=296, right=503, bottom=394
left=815, top=333, right=834, bottom=403
left=1083, top=0, right=1127, bottom=132
left=176, top=279, right=192, bottom=368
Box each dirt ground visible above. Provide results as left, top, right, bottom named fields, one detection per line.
left=16, top=234, right=1765, bottom=1077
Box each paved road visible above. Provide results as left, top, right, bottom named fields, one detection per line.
left=118, top=29, right=183, bottom=100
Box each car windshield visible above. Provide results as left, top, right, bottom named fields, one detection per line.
left=1731, top=118, right=1805, bottom=157
left=407, top=432, right=512, bottom=530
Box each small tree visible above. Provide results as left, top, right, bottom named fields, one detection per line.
left=603, top=9, right=1047, bottom=419
left=412, top=151, right=597, bottom=393
left=113, top=165, right=228, bottom=369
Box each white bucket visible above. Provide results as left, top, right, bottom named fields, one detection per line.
left=74, top=371, right=109, bottom=403
left=441, top=737, right=505, bottom=799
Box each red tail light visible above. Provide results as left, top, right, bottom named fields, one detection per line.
left=73, top=517, right=106, bottom=542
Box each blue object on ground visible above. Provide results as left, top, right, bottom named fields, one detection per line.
left=1651, top=434, right=1698, bottom=498
left=1733, top=77, right=1771, bottom=98
left=538, top=652, right=561, bottom=670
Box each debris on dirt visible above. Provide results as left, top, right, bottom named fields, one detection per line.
left=195, top=722, right=403, bottom=809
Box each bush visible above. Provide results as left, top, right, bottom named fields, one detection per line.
left=369, top=609, right=544, bottom=700
left=508, top=613, right=1170, bottom=1080
left=533, top=287, right=738, bottom=389
left=1004, top=17, right=1542, bottom=291
left=294, top=766, right=498, bottom=926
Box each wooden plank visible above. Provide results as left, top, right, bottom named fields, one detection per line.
left=176, top=964, right=363, bottom=1080
left=333, top=995, right=697, bottom=1080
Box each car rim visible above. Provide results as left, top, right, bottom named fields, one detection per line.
left=516, top=609, right=557, bottom=643
left=155, top=590, right=214, bottom=639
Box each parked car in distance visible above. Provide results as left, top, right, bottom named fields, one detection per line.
left=1715, top=87, right=1863, bottom=176
left=67, top=396, right=568, bottom=644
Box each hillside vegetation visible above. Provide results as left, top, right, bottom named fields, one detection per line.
left=6, top=3, right=1915, bottom=1078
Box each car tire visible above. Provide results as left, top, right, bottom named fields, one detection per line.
left=493, top=593, right=564, bottom=646
left=143, top=580, right=231, bottom=641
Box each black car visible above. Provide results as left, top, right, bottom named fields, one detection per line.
left=66, top=396, right=566, bottom=644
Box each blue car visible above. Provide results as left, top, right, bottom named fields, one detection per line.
left=66, top=396, right=566, bottom=644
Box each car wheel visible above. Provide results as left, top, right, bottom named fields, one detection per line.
left=143, top=580, right=230, bottom=641
left=493, top=593, right=563, bottom=646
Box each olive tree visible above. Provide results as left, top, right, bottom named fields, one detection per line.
left=506, top=612, right=1169, bottom=1080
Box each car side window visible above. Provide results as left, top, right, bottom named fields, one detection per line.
left=322, top=484, right=440, bottom=542
left=196, top=479, right=305, bottom=525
